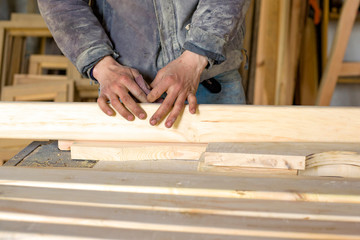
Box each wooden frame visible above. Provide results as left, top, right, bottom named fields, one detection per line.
left=317, top=0, right=360, bottom=105
left=28, top=55, right=69, bottom=75
left=0, top=14, right=51, bottom=96
left=12, top=74, right=74, bottom=102
left=0, top=102, right=359, bottom=143
left=1, top=81, right=73, bottom=102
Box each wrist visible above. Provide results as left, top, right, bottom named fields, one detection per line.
left=92, top=56, right=118, bottom=84
left=181, top=50, right=208, bottom=72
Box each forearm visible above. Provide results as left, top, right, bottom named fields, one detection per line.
left=38, top=0, right=114, bottom=75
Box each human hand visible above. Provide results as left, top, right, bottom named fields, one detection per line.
left=147, top=50, right=208, bottom=128
left=93, top=56, right=149, bottom=121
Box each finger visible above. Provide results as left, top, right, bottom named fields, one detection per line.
left=118, top=91, right=147, bottom=120
left=97, top=95, right=115, bottom=116
left=147, top=77, right=169, bottom=103
left=188, top=93, right=197, bottom=114
left=126, top=79, right=149, bottom=103
left=133, top=75, right=151, bottom=95
left=127, top=69, right=149, bottom=103
left=109, top=95, right=135, bottom=121
left=149, top=92, right=177, bottom=126
left=147, top=72, right=168, bottom=102
left=165, top=94, right=187, bottom=128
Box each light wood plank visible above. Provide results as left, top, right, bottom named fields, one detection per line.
left=253, top=0, right=280, bottom=105
left=203, top=152, right=304, bottom=170
left=1, top=167, right=360, bottom=203
left=206, top=142, right=360, bottom=156
left=93, top=159, right=199, bottom=173
left=198, top=163, right=298, bottom=176
left=0, top=103, right=360, bottom=142
left=274, top=0, right=290, bottom=105
left=317, top=0, right=360, bottom=105
left=71, top=141, right=207, bottom=161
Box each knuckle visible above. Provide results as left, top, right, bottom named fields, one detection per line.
left=121, top=95, right=132, bottom=104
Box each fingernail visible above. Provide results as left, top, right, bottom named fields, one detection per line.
left=139, top=113, right=146, bottom=119
left=190, top=108, right=196, bottom=114
left=150, top=119, right=157, bottom=125
left=107, top=111, right=113, bottom=116
left=127, top=115, right=134, bottom=121
left=166, top=119, right=174, bottom=128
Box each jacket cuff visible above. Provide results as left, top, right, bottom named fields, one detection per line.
left=76, top=44, right=119, bottom=78
left=184, top=26, right=227, bottom=64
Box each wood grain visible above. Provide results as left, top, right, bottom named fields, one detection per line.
left=1, top=167, right=360, bottom=239
left=0, top=102, right=360, bottom=143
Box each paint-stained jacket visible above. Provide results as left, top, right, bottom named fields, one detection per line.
left=37, top=0, right=250, bottom=82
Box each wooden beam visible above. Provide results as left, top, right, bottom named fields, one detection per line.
left=0, top=102, right=360, bottom=143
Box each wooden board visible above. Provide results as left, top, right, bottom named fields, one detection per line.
left=253, top=0, right=280, bottom=105
left=202, top=142, right=360, bottom=171
left=71, top=141, right=207, bottom=161
left=93, top=159, right=199, bottom=173
left=0, top=103, right=360, bottom=143
left=1, top=167, right=360, bottom=239
left=203, top=152, right=304, bottom=170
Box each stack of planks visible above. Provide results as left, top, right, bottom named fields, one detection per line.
left=1, top=166, right=360, bottom=239
left=1, top=102, right=360, bottom=238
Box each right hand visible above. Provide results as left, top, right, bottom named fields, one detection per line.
left=93, top=56, right=149, bottom=121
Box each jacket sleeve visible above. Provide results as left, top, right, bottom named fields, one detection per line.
left=183, top=0, right=250, bottom=64
left=37, top=0, right=115, bottom=76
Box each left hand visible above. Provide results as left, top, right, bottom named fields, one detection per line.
left=147, top=50, right=208, bottom=128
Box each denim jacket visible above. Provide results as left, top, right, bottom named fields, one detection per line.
left=38, top=0, right=250, bottom=82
